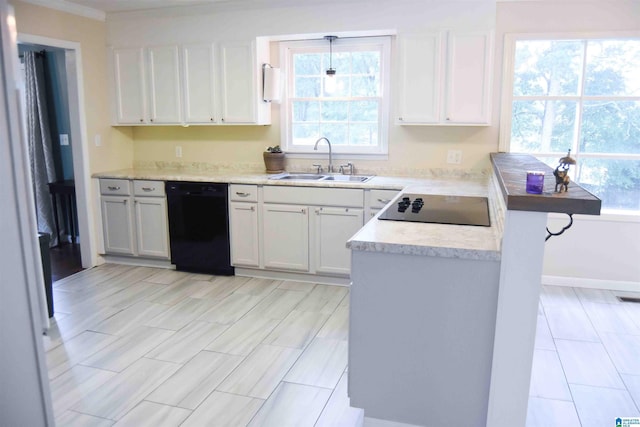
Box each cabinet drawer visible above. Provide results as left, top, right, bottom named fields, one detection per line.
left=369, top=189, right=399, bottom=209
left=230, top=184, right=258, bottom=202
left=264, top=186, right=363, bottom=208
left=134, top=180, right=165, bottom=197
left=100, top=179, right=131, bottom=196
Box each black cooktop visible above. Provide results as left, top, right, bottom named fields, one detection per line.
left=378, top=193, right=491, bottom=227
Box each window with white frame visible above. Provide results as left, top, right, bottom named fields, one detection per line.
left=280, top=36, right=391, bottom=156
left=501, top=35, right=640, bottom=213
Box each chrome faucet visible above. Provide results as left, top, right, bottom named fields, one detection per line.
left=313, top=137, right=333, bottom=173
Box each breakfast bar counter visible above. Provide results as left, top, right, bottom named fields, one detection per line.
left=347, top=153, right=601, bottom=427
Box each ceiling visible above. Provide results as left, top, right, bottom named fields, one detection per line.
left=63, top=0, right=228, bottom=13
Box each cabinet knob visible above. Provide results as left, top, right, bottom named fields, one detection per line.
left=142, top=187, right=155, bottom=192
left=150, top=118, right=154, bottom=122
left=107, top=186, right=120, bottom=191
left=301, top=208, right=306, bottom=214
left=398, top=117, right=403, bottom=121
left=210, top=117, right=214, bottom=122
left=139, top=119, right=144, bottom=122
left=345, top=208, right=349, bottom=212
left=446, top=117, right=451, bottom=121
left=123, top=199, right=128, bottom=205
left=236, top=192, right=250, bottom=197
left=250, top=206, right=255, bottom=212
left=221, top=118, right=225, bottom=122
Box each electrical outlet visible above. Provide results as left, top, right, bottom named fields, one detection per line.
left=94, top=134, right=101, bottom=147
left=59, top=134, right=69, bottom=146
left=175, top=146, right=183, bottom=158
left=447, top=150, right=462, bottom=165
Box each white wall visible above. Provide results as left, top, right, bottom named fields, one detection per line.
left=0, top=1, right=54, bottom=424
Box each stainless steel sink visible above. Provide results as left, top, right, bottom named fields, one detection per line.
left=322, top=175, right=374, bottom=182
left=270, top=173, right=325, bottom=180
left=269, top=173, right=374, bottom=183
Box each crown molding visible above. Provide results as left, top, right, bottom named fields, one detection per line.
left=20, top=0, right=106, bottom=21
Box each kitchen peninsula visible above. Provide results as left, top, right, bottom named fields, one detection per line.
left=347, top=153, right=601, bottom=427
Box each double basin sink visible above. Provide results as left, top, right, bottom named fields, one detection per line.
left=269, top=173, right=374, bottom=183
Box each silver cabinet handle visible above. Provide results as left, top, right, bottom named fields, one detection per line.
left=108, top=186, right=120, bottom=191
left=236, top=192, right=250, bottom=197
left=377, top=198, right=391, bottom=204
left=142, top=187, right=155, bottom=192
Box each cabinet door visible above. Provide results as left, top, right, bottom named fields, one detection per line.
left=397, top=33, right=443, bottom=124
left=219, top=41, right=256, bottom=123
left=183, top=43, right=216, bottom=123
left=314, top=207, right=363, bottom=276
left=134, top=197, right=169, bottom=258
left=262, top=204, right=309, bottom=271
left=112, top=47, right=146, bottom=124
left=147, top=45, right=182, bottom=124
left=229, top=202, right=260, bottom=267
left=101, top=196, right=135, bottom=255
left=445, top=31, right=493, bottom=124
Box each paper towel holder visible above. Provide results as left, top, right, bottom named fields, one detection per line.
left=262, top=63, right=281, bottom=103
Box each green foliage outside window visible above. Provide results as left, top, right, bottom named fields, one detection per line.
left=510, top=38, right=640, bottom=212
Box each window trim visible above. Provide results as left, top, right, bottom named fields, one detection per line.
left=499, top=31, right=640, bottom=215
left=279, top=36, right=391, bottom=157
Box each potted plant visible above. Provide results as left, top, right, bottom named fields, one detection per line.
left=263, top=145, right=285, bottom=174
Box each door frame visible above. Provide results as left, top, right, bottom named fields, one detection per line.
left=17, top=33, right=97, bottom=268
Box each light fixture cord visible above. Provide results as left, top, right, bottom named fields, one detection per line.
left=329, top=37, right=333, bottom=70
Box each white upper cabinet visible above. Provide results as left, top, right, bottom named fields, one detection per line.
left=183, top=43, right=217, bottom=123
left=397, top=33, right=442, bottom=124
left=219, top=41, right=256, bottom=124
left=110, top=39, right=270, bottom=126
left=112, top=47, right=146, bottom=124
left=445, top=31, right=493, bottom=124
left=147, top=45, right=182, bottom=124
left=397, top=30, right=494, bottom=126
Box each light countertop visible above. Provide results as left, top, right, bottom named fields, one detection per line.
left=93, top=167, right=503, bottom=261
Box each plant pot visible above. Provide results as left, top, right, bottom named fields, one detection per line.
left=263, top=152, right=285, bottom=174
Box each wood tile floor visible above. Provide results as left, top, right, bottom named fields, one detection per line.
left=44, top=264, right=640, bottom=426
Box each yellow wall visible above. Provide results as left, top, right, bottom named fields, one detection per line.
left=12, top=0, right=134, bottom=174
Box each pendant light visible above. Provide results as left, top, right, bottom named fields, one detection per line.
left=324, top=35, right=338, bottom=94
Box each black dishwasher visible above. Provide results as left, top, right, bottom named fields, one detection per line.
left=165, top=182, right=234, bottom=275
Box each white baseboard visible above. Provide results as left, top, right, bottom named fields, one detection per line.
left=101, top=255, right=174, bottom=269
left=542, top=275, right=640, bottom=292
left=234, top=267, right=350, bottom=286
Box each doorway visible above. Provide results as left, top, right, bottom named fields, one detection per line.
left=17, top=33, right=98, bottom=279
left=18, top=43, right=83, bottom=281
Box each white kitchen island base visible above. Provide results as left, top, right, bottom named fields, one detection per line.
left=348, top=249, right=501, bottom=426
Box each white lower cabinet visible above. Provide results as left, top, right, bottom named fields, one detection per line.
left=314, top=207, right=364, bottom=275
left=100, top=179, right=169, bottom=259
left=101, top=195, right=136, bottom=255
left=134, top=197, right=169, bottom=258
left=260, top=186, right=365, bottom=277
left=229, top=201, right=260, bottom=267
left=262, top=203, right=310, bottom=272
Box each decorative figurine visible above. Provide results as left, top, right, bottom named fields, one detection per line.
left=553, top=149, right=576, bottom=193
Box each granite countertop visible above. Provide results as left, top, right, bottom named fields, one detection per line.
left=346, top=178, right=502, bottom=261
left=93, top=168, right=414, bottom=190
left=490, top=153, right=602, bottom=215
left=94, top=167, right=502, bottom=261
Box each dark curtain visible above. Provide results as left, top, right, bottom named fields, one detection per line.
left=24, top=51, right=57, bottom=246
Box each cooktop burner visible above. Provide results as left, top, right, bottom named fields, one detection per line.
left=378, top=193, right=491, bottom=227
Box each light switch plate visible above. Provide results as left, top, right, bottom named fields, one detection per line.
left=175, top=146, right=183, bottom=158
left=59, top=134, right=69, bottom=146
